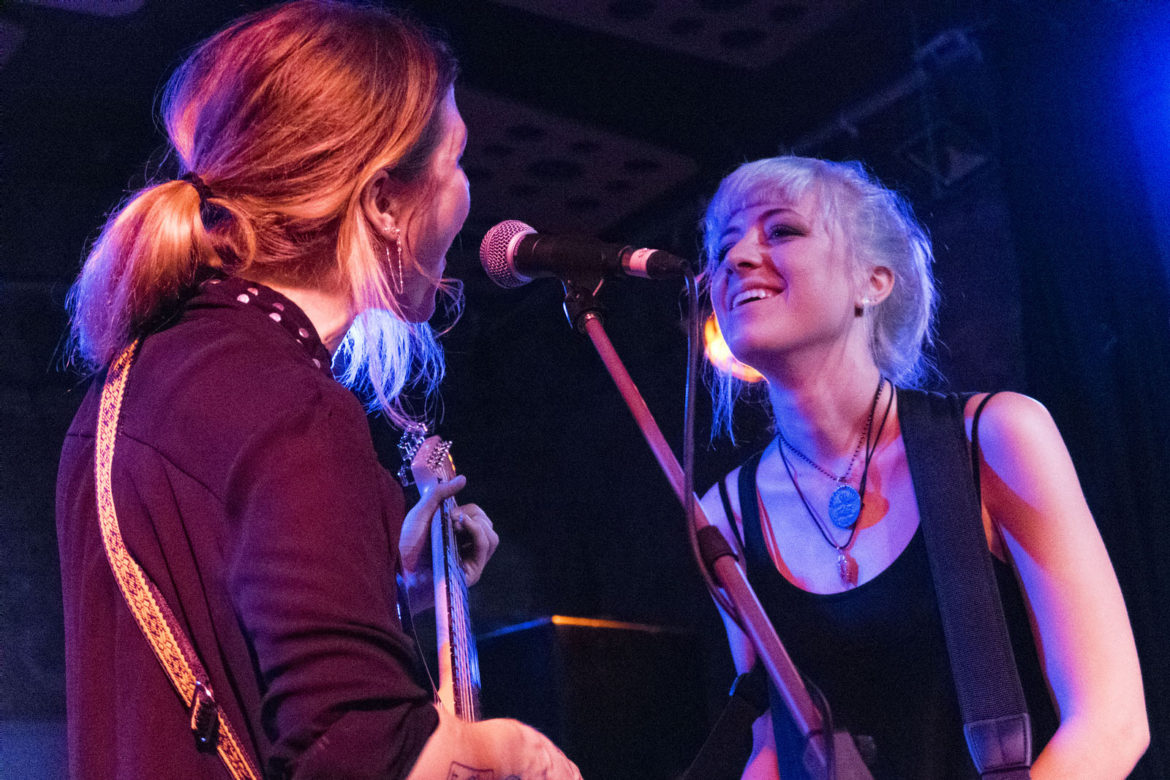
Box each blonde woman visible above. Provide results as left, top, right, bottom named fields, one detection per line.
left=56, top=2, right=578, bottom=778
left=699, top=156, right=1147, bottom=778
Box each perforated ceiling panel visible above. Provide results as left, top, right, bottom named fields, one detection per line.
left=491, top=0, right=860, bottom=69
left=457, top=86, right=698, bottom=235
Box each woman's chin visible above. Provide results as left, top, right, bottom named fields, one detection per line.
left=401, top=300, right=436, bottom=323
left=723, top=339, right=770, bottom=370
left=396, top=281, right=440, bottom=323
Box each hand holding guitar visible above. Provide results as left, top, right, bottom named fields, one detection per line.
left=398, top=432, right=581, bottom=779
left=450, top=499, right=499, bottom=586
left=400, top=474, right=500, bottom=606
left=408, top=708, right=583, bottom=780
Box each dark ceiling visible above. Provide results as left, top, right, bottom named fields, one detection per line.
left=0, top=0, right=1003, bottom=248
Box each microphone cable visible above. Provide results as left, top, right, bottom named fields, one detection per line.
left=681, top=269, right=741, bottom=623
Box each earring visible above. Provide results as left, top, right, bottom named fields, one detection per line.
left=855, top=298, right=871, bottom=317
left=385, top=227, right=404, bottom=295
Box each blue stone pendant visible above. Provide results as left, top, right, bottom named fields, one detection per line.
left=828, top=483, right=862, bottom=528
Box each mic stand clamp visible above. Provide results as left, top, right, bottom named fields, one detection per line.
left=560, top=275, right=606, bottom=332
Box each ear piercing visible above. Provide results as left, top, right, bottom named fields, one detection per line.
left=385, top=227, right=404, bottom=294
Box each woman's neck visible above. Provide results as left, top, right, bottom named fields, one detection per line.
left=766, top=360, right=886, bottom=465
left=239, top=274, right=354, bottom=354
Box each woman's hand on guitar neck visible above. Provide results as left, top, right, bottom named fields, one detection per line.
left=399, top=475, right=500, bottom=606
left=451, top=500, right=498, bottom=586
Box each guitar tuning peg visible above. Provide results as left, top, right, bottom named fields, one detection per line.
left=396, top=422, right=430, bottom=458
left=396, top=422, right=433, bottom=487
left=428, top=440, right=452, bottom=471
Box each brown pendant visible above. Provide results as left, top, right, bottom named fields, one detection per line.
left=837, top=550, right=859, bottom=588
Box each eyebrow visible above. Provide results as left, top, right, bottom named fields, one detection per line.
left=719, top=206, right=799, bottom=240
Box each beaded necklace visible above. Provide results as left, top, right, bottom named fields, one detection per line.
left=766, top=378, right=893, bottom=587
left=776, top=378, right=884, bottom=529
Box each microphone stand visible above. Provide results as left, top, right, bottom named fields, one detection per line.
left=560, top=278, right=872, bottom=780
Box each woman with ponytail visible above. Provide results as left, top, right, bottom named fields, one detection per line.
left=56, top=2, right=579, bottom=778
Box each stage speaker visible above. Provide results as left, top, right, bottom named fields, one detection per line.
left=477, top=616, right=709, bottom=780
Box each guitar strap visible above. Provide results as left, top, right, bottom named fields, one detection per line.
left=96, top=341, right=262, bottom=780
left=897, top=388, right=1032, bottom=779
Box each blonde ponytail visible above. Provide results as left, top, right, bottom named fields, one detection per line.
left=67, top=1, right=459, bottom=430
left=68, top=179, right=217, bottom=369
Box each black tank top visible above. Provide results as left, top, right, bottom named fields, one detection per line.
left=734, top=447, right=1056, bottom=779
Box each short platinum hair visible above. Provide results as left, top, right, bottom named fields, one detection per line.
left=702, top=156, right=937, bottom=439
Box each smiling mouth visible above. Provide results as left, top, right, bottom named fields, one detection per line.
left=731, top=288, right=779, bottom=308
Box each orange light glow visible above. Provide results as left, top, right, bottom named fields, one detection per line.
left=550, top=615, right=675, bottom=633
left=703, top=314, right=765, bottom=383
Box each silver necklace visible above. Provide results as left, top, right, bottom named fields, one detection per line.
left=770, top=379, right=894, bottom=587
left=776, top=378, right=884, bottom=529
left=771, top=443, right=862, bottom=587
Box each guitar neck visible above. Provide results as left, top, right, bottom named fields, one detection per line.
left=401, top=430, right=483, bottom=722
left=430, top=480, right=481, bottom=722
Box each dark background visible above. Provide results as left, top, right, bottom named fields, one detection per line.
left=2, top=0, right=1168, bottom=777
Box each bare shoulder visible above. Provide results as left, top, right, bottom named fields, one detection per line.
left=964, top=391, right=1065, bottom=465
left=963, top=391, right=1089, bottom=545
left=700, top=465, right=745, bottom=550
left=701, top=463, right=757, bottom=671
left=963, top=395, right=1147, bottom=774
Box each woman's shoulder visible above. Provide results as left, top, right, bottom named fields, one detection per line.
left=963, top=391, right=1060, bottom=454
left=700, top=466, right=745, bottom=557
left=962, top=391, right=1083, bottom=543
left=700, top=464, right=744, bottom=508
left=153, top=306, right=341, bottom=392
left=701, top=445, right=773, bottom=546
left=125, top=317, right=367, bottom=461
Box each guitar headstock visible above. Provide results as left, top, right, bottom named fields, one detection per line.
left=397, top=423, right=455, bottom=488
left=397, top=423, right=430, bottom=486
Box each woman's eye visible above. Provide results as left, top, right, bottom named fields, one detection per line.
left=715, top=243, right=734, bottom=262
left=767, top=224, right=800, bottom=240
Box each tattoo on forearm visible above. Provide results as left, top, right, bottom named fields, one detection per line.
left=446, top=762, right=494, bottom=780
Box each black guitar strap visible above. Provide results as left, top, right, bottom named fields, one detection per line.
left=897, top=389, right=1032, bottom=779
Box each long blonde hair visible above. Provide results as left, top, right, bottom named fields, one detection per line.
left=67, top=0, right=459, bottom=426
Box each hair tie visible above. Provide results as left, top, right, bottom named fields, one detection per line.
left=179, top=171, right=215, bottom=205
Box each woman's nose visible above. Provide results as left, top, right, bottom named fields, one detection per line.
left=725, top=236, right=762, bottom=271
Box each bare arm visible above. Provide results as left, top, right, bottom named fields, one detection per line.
left=971, top=392, right=1148, bottom=778
left=700, top=476, right=781, bottom=780
left=406, top=706, right=581, bottom=779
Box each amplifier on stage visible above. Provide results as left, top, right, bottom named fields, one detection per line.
left=477, top=615, right=710, bottom=780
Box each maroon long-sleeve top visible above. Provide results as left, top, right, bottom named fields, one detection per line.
left=56, top=276, right=438, bottom=778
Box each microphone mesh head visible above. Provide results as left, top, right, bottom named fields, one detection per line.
left=479, top=219, right=536, bottom=288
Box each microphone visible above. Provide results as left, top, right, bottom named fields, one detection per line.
left=479, top=219, right=689, bottom=288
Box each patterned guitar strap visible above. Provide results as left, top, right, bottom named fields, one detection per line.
left=96, top=341, right=262, bottom=780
